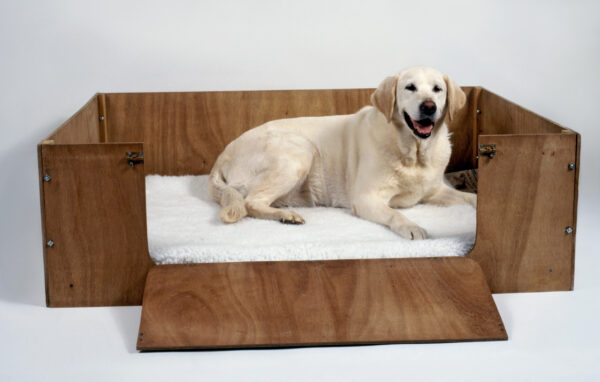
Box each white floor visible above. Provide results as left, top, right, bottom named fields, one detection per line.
left=1, top=202, right=599, bottom=382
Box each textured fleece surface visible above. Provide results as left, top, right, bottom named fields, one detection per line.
left=146, top=175, right=476, bottom=264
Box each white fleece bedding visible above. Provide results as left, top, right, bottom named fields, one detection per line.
left=146, top=175, right=476, bottom=264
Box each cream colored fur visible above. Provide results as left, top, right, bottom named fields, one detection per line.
left=209, top=66, right=476, bottom=240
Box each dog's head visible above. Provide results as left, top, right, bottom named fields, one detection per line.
left=371, top=66, right=466, bottom=139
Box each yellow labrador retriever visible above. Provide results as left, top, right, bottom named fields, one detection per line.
left=209, top=66, right=476, bottom=240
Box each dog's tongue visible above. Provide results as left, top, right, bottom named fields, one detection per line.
left=413, top=119, right=434, bottom=134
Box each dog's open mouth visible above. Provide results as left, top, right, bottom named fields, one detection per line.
left=403, top=111, right=434, bottom=138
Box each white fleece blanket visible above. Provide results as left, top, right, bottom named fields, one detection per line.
left=146, top=175, right=476, bottom=264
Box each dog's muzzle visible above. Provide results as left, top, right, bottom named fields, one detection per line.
left=403, top=111, right=435, bottom=139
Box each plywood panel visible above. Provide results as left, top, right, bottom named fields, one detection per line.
left=106, top=88, right=477, bottom=176
left=46, top=95, right=101, bottom=144
left=40, top=144, right=154, bottom=306
left=478, top=90, right=564, bottom=135
left=468, top=134, right=577, bottom=292
left=137, top=258, right=507, bottom=350
left=106, top=89, right=374, bottom=175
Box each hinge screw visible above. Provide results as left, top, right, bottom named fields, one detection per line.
left=43, top=174, right=51, bottom=182
left=47, top=240, right=54, bottom=247
left=565, top=226, right=573, bottom=234
left=99, top=116, right=105, bottom=121
left=476, top=109, right=482, bottom=114
left=568, top=163, right=575, bottom=171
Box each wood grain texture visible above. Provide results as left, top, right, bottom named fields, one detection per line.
left=46, top=94, right=101, bottom=144
left=105, top=88, right=476, bottom=176
left=105, top=90, right=373, bottom=175
left=39, top=144, right=154, bottom=306
left=468, top=134, right=578, bottom=292
left=478, top=90, right=564, bottom=135
left=137, top=258, right=507, bottom=350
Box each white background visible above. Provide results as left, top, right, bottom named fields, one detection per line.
left=1, top=0, right=599, bottom=381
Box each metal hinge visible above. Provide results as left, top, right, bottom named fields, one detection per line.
left=478, top=144, right=496, bottom=158
left=126, top=152, right=144, bottom=168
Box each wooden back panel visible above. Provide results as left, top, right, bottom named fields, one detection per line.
left=104, top=88, right=477, bottom=175
left=39, top=144, right=154, bottom=306
left=137, top=258, right=506, bottom=350
left=46, top=95, right=101, bottom=144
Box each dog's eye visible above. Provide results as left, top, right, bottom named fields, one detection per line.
left=405, top=84, right=417, bottom=92
left=433, top=85, right=442, bottom=93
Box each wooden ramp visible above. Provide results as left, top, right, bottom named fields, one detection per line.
left=137, top=257, right=507, bottom=350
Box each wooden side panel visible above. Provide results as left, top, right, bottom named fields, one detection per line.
left=478, top=90, right=564, bottom=135
left=47, top=95, right=101, bottom=144
left=137, top=258, right=507, bottom=350
left=446, top=87, right=481, bottom=172
left=468, top=134, right=577, bottom=292
left=39, top=144, right=154, bottom=306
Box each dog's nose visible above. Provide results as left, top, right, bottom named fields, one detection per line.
left=420, top=100, right=437, bottom=116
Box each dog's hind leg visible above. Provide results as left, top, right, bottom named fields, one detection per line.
left=244, top=158, right=312, bottom=225
left=246, top=201, right=306, bottom=224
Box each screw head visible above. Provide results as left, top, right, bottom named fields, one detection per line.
left=476, top=109, right=482, bottom=114
left=99, top=116, right=105, bottom=121
left=43, top=174, right=51, bottom=182
left=565, top=226, right=573, bottom=234
left=46, top=240, right=54, bottom=247
left=568, top=163, right=575, bottom=170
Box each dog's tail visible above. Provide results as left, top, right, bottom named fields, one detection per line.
left=208, top=164, right=247, bottom=224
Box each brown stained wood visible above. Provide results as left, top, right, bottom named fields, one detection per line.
left=478, top=90, right=564, bottom=135
left=468, top=134, right=578, bottom=292
left=97, top=93, right=108, bottom=142
left=105, top=88, right=476, bottom=176
left=40, top=144, right=154, bottom=306
left=105, top=89, right=373, bottom=175
left=46, top=95, right=101, bottom=144
left=446, top=87, right=481, bottom=172
left=137, top=258, right=507, bottom=350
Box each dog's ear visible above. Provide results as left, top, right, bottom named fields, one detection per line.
left=444, top=74, right=466, bottom=121
left=371, top=75, right=399, bottom=123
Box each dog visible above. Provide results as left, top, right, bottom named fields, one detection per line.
left=208, top=66, right=476, bottom=240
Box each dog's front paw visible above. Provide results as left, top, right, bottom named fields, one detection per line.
left=391, top=221, right=427, bottom=240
